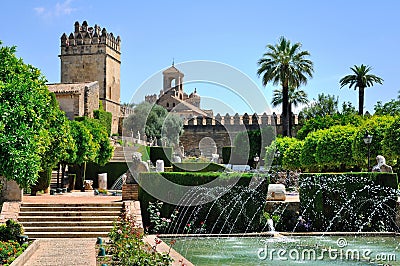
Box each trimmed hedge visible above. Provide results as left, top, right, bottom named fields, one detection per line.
left=222, top=146, right=233, bottom=164
left=172, top=163, right=226, bottom=172
left=299, top=172, right=399, bottom=232
left=82, top=162, right=128, bottom=189
left=149, top=146, right=172, bottom=167
left=138, top=172, right=270, bottom=233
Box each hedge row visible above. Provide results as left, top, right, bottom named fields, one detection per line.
left=138, top=172, right=270, bottom=233
left=172, top=162, right=226, bottom=172
left=299, top=172, right=399, bottom=231
left=94, top=109, right=112, bottom=137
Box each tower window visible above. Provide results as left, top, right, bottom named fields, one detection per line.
left=166, top=103, right=170, bottom=108
left=173, top=103, right=176, bottom=107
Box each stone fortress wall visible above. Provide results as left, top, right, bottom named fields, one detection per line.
left=180, top=112, right=298, bottom=157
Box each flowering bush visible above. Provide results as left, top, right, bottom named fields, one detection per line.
left=147, top=201, right=178, bottom=234
left=107, top=208, right=172, bottom=265
left=0, top=240, right=28, bottom=265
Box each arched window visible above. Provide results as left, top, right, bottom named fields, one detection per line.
left=173, top=103, right=176, bottom=107
left=166, top=102, right=170, bottom=108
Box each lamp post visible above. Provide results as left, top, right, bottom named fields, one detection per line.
left=363, top=130, right=373, bottom=172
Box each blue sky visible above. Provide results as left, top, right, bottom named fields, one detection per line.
left=1, top=0, right=399, bottom=115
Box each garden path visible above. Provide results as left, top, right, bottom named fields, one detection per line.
left=23, top=238, right=97, bottom=266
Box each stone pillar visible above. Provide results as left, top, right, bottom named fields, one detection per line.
left=0, top=178, right=23, bottom=202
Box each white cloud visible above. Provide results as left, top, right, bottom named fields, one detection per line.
left=34, top=0, right=76, bottom=18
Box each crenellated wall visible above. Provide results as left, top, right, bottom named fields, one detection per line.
left=180, top=112, right=297, bottom=157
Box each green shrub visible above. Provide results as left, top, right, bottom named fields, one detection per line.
left=138, top=172, right=270, bottom=233
left=78, top=162, right=128, bottom=189
left=93, top=108, right=112, bottom=137
left=222, top=146, right=233, bottom=164
left=108, top=210, right=172, bottom=265
left=172, top=163, right=226, bottom=172
left=352, top=115, right=395, bottom=166
left=0, top=220, right=24, bottom=241
left=299, top=172, right=398, bottom=231
left=149, top=147, right=172, bottom=167
left=265, top=137, right=298, bottom=168
left=315, top=125, right=357, bottom=171
left=137, top=145, right=150, bottom=162
left=282, top=139, right=304, bottom=170
left=0, top=240, right=29, bottom=265
left=383, top=116, right=400, bottom=159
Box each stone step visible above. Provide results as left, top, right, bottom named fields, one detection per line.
left=24, top=226, right=113, bottom=232
left=21, top=203, right=123, bottom=207
left=18, top=216, right=118, bottom=222
left=20, top=206, right=122, bottom=212
left=20, top=221, right=114, bottom=227
left=19, top=211, right=120, bottom=217
left=23, top=231, right=110, bottom=238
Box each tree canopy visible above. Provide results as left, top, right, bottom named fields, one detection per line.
left=340, top=64, right=383, bottom=115
left=0, top=42, right=69, bottom=188
left=257, top=36, right=313, bottom=137
left=124, top=102, right=183, bottom=146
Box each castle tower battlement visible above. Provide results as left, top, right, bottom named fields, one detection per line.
left=60, top=21, right=121, bottom=53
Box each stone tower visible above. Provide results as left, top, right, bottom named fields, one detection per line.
left=59, top=21, right=121, bottom=133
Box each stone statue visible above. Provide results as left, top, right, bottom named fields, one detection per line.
left=125, top=152, right=149, bottom=184
left=372, top=155, right=393, bottom=173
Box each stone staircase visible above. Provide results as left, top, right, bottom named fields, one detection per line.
left=110, top=146, right=137, bottom=162
left=18, top=202, right=123, bottom=238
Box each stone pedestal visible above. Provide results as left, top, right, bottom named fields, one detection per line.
left=122, top=184, right=138, bottom=201
left=0, top=178, right=23, bottom=201
left=98, top=173, right=107, bottom=190
left=266, top=184, right=286, bottom=201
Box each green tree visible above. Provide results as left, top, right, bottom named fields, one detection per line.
left=352, top=115, right=395, bottom=168
left=161, top=113, right=184, bottom=146
left=374, top=99, right=400, bottom=116
left=234, top=126, right=275, bottom=165
left=282, top=139, right=304, bottom=170
left=257, top=36, right=313, bottom=137
left=124, top=102, right=183, bottom=146
left=340, top=64, right=384, bottom=115
left=300, top=130, right=325, bottom=171
left=299, top=93, right=339, bottom=121
left=271, top=86, right=308, bottom=133
left=83, top=118, right=114, bottom=166
left=382, top=116, right=400, bottom=159
left=0, top=42, right=57, bottom=188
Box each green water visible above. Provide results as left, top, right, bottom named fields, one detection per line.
left=165, top=236, right=400, bottom=265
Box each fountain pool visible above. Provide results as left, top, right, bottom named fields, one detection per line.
left=164, top=235, right=400, bottom=265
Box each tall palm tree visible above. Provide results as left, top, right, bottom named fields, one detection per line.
left=339, top=64, right=383, bottom=115
left=272, top=86, right=309, bottom=133
left=257, top=36, right=313, bottom=136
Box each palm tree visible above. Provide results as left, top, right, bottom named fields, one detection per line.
left=257, top=36, right=313, bottom=136
left=339, top=64, right=383, bottom=115
left=272, top=86, right=309, bottom=134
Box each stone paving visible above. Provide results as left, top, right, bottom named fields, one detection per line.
left=23, top=238, right=97, bottom=266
